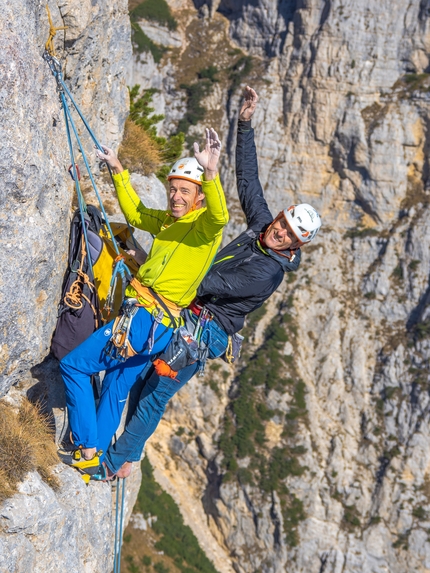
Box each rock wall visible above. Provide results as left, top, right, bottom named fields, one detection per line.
left=130, top=1, right=430, bottom=572
left=2, top=0, right=430, bottom=571
left=0, top=0, right=130, bottom=395
left=0, top=2, right=146, bottom=572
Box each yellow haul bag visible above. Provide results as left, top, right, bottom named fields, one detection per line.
left=93, top=221, right=147, bottom=319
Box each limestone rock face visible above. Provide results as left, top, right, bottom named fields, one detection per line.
left=0, top=0, right=130, bottom=396
left=0, top=463, right=142, bottom=573
left=131, top=1, right=430, bottom=572
left=0, top=1, right=144, bottom=571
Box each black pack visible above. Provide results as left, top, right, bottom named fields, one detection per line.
left=51, top=206, right=104, bottom=360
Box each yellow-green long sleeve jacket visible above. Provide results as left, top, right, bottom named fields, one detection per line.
left=112, top=170, right=229, bottom=307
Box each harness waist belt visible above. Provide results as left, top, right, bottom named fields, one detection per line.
left=129, top=278, right=182, bottom=326
left=188, top=299, right=222, bottom=328
left=188, top=298, right=204, bottom=317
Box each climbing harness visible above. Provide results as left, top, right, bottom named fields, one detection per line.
left=104, top=298, right=140, bottom=361
left=104, top=291, right=173, bottom=362
left=43, top=6, right=133, bottom=315
left=152, top=326, right=199, bottom=380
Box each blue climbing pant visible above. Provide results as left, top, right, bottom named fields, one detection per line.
left=60, top=306, right=173, bottom=458
left=104, top=317, right=229, bottom=473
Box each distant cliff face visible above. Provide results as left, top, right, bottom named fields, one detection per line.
left=0, top=0, right=130, bottom=396
left=130, top=1, right=430, bottom=571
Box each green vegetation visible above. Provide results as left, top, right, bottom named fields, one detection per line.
left=136, top=457, right=218, bottom=573
left=178, top=65, right=221, bottom=138
left=344, top=226, right=379, bottom=239
left=402, top=73, right=430, bottom=92
left=393, top=530, right=410, bottom=549
left=126, top=85, right=184, bottom=180
left=392, top=73, right=430, bottom=100
left=229, top=56, right=253, bottom=93
left=130, top=22, right=166, bottom=62
left=282, top=492, right=306, bottom=547
left=125, top=555, right=140, bottom=573
left=415, top=321, right=430, bottom=340
left=131, top=0, right=177, bottom=31
left=198, top=65, right=219, bottom=82
left=218, top=301, right=308, bottom=545
left=409, top=260, right=421, bottom=271
left=129, top=0, right=177, bottom=61
left=178, top=81, right=211, bottom=135
left=412, top=506, right=427, bottom=520
left=177, top=53, right=253, bottom=139
left=154, top=562, right=170, bottom=573
left=364, top=291, right=376, bottom=300
left=384, top=386, right=400, bottom=400
left=391, top=264, right=404, bottom=281
left=369, top=515, right=381, bottom=525
left=342, top=504, right=361, bottom=529
left=383, top=445, right=401, bottom=461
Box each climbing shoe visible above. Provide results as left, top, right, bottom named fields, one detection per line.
left=58, top=447, right=103, bottom=482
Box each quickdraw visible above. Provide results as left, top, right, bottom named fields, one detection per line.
left=104, top=299, right=140, bottom=362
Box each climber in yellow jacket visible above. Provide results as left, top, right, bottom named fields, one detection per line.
left=59, top=127, right=229, bottom=476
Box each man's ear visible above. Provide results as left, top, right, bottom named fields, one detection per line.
left=197, top=188, right=205, bottom=202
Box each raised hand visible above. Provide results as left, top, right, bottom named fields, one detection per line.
left=95, top=145, right=124, bottom=175
left=239, top=86, right=259, bottom=121
left=193, top=128, right=221, bottom=180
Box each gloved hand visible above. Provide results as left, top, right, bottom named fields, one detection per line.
left=239, top=86, right=258, bottom=121
left=95, top=145, right=124, bottom=175
left=193, top=127, right=221, bottom=180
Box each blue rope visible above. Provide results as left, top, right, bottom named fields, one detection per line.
left=118, top=478, right=126, bottom=569
left=61, top=96, right=132, bottom=285
left=58, top=76, right=139, bottom=252
left=45, top=52, right=134, bottom=310
left=113, top=478, right=126, bottom=573
left=60, top=90, right=120, bottom=256
left=60, top=91, right=94, bottom=275
left=114, top=481, right=120, bottom=573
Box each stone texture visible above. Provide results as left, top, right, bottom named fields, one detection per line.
left=0, top=1, right=144, bottom=571
left=128, top=1, right=430, bottom=572
left=0, top=463, right=141, bottom=573
left=0, top=0, right=131, bottom=396
left=3, top=0, right=430, bottom=571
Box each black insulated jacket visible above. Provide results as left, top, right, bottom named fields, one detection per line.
left=197, top=120, right=301, bottom=335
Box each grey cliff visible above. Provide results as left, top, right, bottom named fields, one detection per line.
left=135, top=1, right=430, bottom=572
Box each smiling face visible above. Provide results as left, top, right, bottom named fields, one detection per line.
left=169, top=179, right=204, bottom=218
left=264, top=215, right=301, bottom=251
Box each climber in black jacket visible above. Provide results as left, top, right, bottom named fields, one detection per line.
left=92, top=86, right=322, bottom=481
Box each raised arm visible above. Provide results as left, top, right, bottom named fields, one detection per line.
left=194, top=128, right=229, bottom=238
left=96, top=146, right=166, bottom=236
left=236, top=86, right=273, bottom=230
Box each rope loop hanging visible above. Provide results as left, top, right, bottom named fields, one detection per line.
left=43, top=7, right=134, bottom=313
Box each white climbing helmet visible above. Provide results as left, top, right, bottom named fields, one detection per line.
left=283, top=203, right=321, bottom=244
left=167, top=157, right=204, bottom=185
